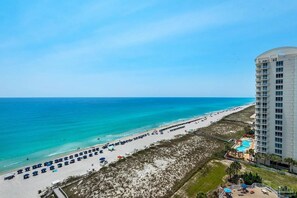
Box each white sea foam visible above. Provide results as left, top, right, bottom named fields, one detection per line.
left=3, top=161, right=23, bottom=168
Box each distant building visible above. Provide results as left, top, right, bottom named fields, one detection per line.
left=255, top=47, right=297, bottom=160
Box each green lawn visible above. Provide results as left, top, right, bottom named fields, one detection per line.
left=184, top=161, right=227, bottom=197
left=244, top=164, right=297, bottom=191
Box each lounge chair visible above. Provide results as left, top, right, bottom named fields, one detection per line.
left=23, top=174, right=30, bottom=179
left=33, top=171, right=38, bottom=176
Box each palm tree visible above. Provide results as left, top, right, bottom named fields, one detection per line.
left=248, top=149, right=254, bottom=156
left=263, top=153, right=270, bottom=165
left=270, top=154, right=282, bottom=168
left=226, top=166, right=234, bottom=179
left=248, top=149, right=255, bottom=161
left=284, top=157, right=295, bottom=172
left=255, top=152, right=262, bottom=163
left=231, top=161, right=242, bottom=175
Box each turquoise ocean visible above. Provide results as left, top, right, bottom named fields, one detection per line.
left=0, top=97, right=254, bottom=173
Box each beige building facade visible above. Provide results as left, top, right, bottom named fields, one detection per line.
left=255, top=47, right=297, bottom=160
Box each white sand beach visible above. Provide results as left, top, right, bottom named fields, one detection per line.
left=0, top=104, right=252, bottom=198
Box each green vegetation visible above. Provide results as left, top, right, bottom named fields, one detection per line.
left=226, top=161, right=242, bottom=179
left=197, top=105, right=255, bottom=141
left=240, top=172, right=262, bottom=185
left=244, top=163, right=297, bottom=191
left=284, top=157, right=297, bottom=173
left=179, top=161, right=227, bottom=197
left=196, top=192, right=207, bottom=198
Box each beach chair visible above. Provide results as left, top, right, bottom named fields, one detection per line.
left=261, top=189, right=269, bottom=195
left=4, top=173, right=15, bottom=180
left=23, top=174, right=29, bottom=179
left=17, top=169, right=23, bottom=174
left=32, top=171, right=38, bottom=176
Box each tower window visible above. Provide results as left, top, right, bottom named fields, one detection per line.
left=276, top=68, right=283, bottom=72
left=275, top=149, right=282, bottom=155
left=276, top=61, right=283, bottom=66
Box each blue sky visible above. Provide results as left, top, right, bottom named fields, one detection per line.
left=0, top=0, right=297, bottom=97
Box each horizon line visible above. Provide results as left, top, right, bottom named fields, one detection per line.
left=0, top=96, right=255, bottom=99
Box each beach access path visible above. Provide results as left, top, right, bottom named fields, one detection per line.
left=0, top=104, right=252, bottom=198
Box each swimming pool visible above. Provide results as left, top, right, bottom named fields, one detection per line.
left=236, top=139, right=251, bottom=152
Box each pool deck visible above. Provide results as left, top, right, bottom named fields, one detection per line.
left=231, top=187, right=278, bottom=198
left=228, top=138, right=255, bottom=160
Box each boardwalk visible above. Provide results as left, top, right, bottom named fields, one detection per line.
left=53, top=188, right=67, bottom=198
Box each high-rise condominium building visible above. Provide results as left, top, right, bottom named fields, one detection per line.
left=255, top=47, right=297, bottom=160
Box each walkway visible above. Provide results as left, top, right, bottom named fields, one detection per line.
left=53, top=188, right=67, bottom=198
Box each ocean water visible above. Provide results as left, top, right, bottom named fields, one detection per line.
left=0, top=97, right=254, bottom=173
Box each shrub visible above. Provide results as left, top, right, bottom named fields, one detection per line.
left=196, top=192, right=207, bottom=198
left=240, top=172, right=262, bottom=185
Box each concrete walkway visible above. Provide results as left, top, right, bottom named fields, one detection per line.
left=53, top=188, right=67, bottom=198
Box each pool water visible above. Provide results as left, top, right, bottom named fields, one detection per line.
left=236, top=140, right=251, bottom=152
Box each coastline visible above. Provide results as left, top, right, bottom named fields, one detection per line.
left=0, top=102, right=253, bottom=175
left=0, top=103, right=253, bottom=198
left=0, top=98, right=255, bottom=174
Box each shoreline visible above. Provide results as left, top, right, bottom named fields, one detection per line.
left=0, top=103, right=253, bottom=175
left=0, top=103, right=253, bottom=198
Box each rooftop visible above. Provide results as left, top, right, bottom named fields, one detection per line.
left=256, top=46, right=297, bottom=59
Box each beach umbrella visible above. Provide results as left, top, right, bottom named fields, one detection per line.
left=108, top=145, right=114, bottom=151
left=241, top=184, right=247, bottom=189
left=224, top=188, right=232, bottom=193
left=99, top=157, right=106, bottom=161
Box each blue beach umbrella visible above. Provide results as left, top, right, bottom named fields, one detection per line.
left=99, top=157, right=106, bottom=161
left=241, top=184, right=247, bottom=189
left=224, top=188, right=232, bottom=193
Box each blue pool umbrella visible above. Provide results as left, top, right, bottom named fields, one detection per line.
left=224, top=188, right=232, bottom=193
left=241, top=184, right=247, bottom=189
